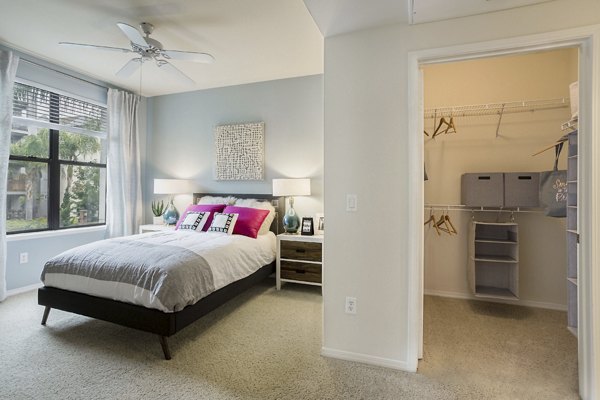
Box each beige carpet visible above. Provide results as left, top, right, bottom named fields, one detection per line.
left=419, top=295, right=579, bottom=399
left=0, top=282, right=578, bottom=399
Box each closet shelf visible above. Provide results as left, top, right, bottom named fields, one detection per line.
left=475, top=239, right=517, bottom=244
left=567, top=229, right=579, bottom=235
left=474, top=286, right=518, bottom=300
left=473, top=255, right=518, bottom=263
left=425, top=204, right=544, bottom=214
left=567, top=277, right=578, bottom=286
left=424, top=98, right=570, bottom=119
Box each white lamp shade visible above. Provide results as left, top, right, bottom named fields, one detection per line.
left=154, top=179, right=196, bottom=194
left=272, top=178, right=311, bottom=196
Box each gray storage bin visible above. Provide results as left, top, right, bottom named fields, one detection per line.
left=504, top=172, right=540, bottom=207
left=461, top=173, right=504, bottom=207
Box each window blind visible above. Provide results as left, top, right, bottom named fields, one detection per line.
left=12, top=82, right=108, bottom=139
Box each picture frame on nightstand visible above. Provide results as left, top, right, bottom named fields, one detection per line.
left=301, top=217, right=314, bottom=236
left=315, top=213, right=324, bottom=234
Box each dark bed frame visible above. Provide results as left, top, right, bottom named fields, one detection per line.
left=38, top=193, right=284, bottom=360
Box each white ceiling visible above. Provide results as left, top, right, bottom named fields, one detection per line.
left=0, top=0, right=323, bottom=97
left=303, top=0, right=557, bottom=37
left=0, top=0, right=557, bottom=97
left=409, top=0, right=556, bottom=25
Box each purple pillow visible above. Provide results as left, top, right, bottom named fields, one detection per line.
left=223, top=206, right=270, bottom=239
left=175, top=204, right=226, bottom=230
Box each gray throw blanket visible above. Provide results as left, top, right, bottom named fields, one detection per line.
left=42, top=236, right=215, bottom=312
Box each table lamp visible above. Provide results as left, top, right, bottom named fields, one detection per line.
left=154, top=179, right=195, bottom=225
left=272, top=178, right=311, bottom=233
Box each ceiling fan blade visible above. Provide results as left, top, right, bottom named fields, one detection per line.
left=158, top=61, right=195, bottom=84
left=161, top=50, right=215, bottom=64
left=59, top=42, right=133, bottom=53
left=116, top=58, right=142, bottom=78
left=116, top=22, right=148, bottom=48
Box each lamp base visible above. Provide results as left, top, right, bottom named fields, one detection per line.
left=283, top=209, right=300, bottom=234
left=163, top=200, right=179, bottom=225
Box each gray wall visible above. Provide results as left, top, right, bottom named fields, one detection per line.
left=6, top=229, right=106, bottom=291
left=145, top=74, right=324, bottom=221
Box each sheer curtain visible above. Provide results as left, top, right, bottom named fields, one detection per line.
left=106, top=89, right=142, bottom=238
left=0, top=50, right=19, bottom=301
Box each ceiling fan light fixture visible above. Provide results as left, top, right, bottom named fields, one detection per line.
left=61, top=21, right=214, bottom=86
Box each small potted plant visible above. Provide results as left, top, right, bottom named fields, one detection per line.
left=151, top=200, right=165, bottom=225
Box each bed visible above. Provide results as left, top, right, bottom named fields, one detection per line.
left=38, top=193, right=284, bottom=360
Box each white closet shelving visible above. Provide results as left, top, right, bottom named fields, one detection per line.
left=424, top=98, right=570, bottom=118
left=566, top=130, right=578, bottom=337
left=468, top=221, right=519, bottom=300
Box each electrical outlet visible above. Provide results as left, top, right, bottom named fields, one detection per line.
left=19, top=252, right=28, bottom=264
left=345, top=296, right=357, bottom=314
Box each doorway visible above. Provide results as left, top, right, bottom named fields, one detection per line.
left=418, top=48, right=578, bottom=398
left=406, top=28, right=600, bottom=399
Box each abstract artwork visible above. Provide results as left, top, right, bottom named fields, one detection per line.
left=214, top=122, right=264, bottom=180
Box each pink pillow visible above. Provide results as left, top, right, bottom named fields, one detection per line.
left=223, top=206, right=270, bottom=239
left=175, top=204, right=226, bottom=230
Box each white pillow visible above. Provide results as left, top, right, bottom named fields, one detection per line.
left=177, top=211, right=209, bottom=232
left=234, top=198, right=276, bottom=235
left=207, top=212, right=239, bottom=235
left=197, top=195, right=237, bottom=205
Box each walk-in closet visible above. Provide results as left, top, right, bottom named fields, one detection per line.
left=418, top=48, right=580, bottom=397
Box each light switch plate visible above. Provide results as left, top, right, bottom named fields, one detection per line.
left=346, top=194, right=358, bottom=212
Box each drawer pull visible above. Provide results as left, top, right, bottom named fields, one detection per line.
left=295, top=269, right=306, bottom=274
left=295, top=249, right=306, bottom=253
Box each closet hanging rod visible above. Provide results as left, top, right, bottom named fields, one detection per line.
left=424, top=98, right=570, bottom=119
left=424, top=204, right=543, bottom=214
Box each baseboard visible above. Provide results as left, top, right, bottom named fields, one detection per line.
left=321, top=347, right=415, bottom=372
left=424, top=289, right=567, bottom=311
left=7, top=283, right=43, bottom=298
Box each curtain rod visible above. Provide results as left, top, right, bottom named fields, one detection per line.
left=20, top=57, right=110, bottom=91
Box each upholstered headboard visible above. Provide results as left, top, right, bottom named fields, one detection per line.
left=192, top=193, right=285, bottom=235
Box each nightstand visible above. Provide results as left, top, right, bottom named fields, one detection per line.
left=276, top=234, right=324, bottom=290
left=139, top=224, right=176, bottom=234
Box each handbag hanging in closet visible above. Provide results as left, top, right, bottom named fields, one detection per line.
left=539, top=142, right=567, bottom=217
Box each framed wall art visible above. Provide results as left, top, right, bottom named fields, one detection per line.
left=214, top=122, right=264, bottom=180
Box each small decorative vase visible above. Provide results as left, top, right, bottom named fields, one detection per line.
left=163, top=199, right=179, bottom=225
left=153, top=216, right=163, bottom=225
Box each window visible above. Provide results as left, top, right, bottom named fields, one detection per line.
left=7, top=82, right=107, bottom=233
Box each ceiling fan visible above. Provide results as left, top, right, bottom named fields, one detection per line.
left=60, top=22, right=215, bottom=85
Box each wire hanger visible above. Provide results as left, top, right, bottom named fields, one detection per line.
left=424, top=209, right=441, bottom=236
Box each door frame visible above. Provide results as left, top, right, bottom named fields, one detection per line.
left=406, top=25, right=600, bottom=398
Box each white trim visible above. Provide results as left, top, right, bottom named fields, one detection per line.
left=321, top=347, right=413, bottom=372
left=407, top=24, right=600, bottom=400
left=424, top=289, right=567, bottom=311
left=6, top=283, right=42, bottom=298
left=6, top=225, right=106, bottom=242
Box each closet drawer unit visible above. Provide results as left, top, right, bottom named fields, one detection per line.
left=504, top=172, right=540, bottom=207
left=280, top=241, right=322, bottom=262
left=461, top=173, right=504, bottom=207
left=280, top=261, right=322, bottom=283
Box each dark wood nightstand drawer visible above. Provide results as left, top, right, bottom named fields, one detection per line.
left=280, top=241, right=322, bottom=262
left=280, top=261, right=322, bottom=283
